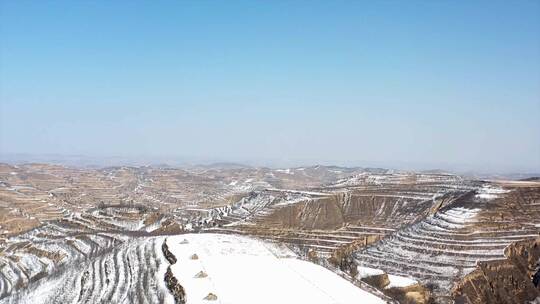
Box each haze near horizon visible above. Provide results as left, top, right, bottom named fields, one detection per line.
left=1, top=1, right=539, bottom=172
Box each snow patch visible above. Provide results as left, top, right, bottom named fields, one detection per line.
left=168, top=234, right=385, bottom=304
left=475, top=185, right=510, bottom=200
left=275, top=169, right=293, bottom=174
left=386, top=274, right=417, bottom=288
left=357, top=266, right=384, bottom=278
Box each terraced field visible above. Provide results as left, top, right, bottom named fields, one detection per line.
left=1, top=237, right=171, bottom=304
left=0, top=163, right=539, bottom=303
left=0, top=205, right=167, bottom=299
left=354, top=186, right=540, bottom=303
left=203, top=174, right=475, bottom=256
left=194, top=176, right=540, bottom=302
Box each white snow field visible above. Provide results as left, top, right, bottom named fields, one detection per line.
left=167, top=233, right=385, bottom=304
left=386, top=274, right=418, bottom=288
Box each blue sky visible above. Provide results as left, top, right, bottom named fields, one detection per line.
left=1, top=1, right=539, bottom=171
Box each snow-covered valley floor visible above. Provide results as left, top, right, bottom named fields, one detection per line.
left=167, top=233, right=385, bottom=304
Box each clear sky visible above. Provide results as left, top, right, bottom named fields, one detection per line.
left=1, top=1, right=539, bottom=172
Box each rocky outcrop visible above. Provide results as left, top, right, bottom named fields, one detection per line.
left=164, top=266, right=186, bottom=304
left=162, top=238, right=177, bottom=264
left=151, top=219, right=184, bottom=235
left=194, top=270, right=208, bottom=278
left=328, top=240, right=366, bottom=276
left=453, top=237, right=540, bottom=304
left=385, top=284, right=434, bottom=304
left=203, top=292, right=218, bottom=300
left=360, top=272, right=434, bottom=303
left=162, top=238, right=186, bottom=304
left=362, top=273, right=391, bottom=289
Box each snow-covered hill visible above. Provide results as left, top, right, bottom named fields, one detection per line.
left=166, top=233, right=385, bottom=304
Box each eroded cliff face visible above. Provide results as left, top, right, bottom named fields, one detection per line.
left=259, top=190, right=449, bottom=230
left=453, top=237, right=540, bottom=304
left=262, top=196, right=345, bottom=230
